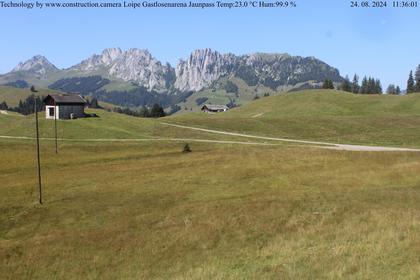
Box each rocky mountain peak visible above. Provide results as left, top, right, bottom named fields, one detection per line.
left=69, top=48, right=174, bottom=91
left=100, top=48, right=123, bottom=65
left=175, top=48, right=236, bottom=92
left=174, top=49, right=343, bottom=92
left=12, top=55, right=58, bottom=74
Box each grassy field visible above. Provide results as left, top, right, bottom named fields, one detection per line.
left=0, top=109, right=271, bottom=144
left=1, top=139, right=420, bottom=279
left=1, top=90, right=420, bottom=279
left=170, top=90, right=420, bottom=148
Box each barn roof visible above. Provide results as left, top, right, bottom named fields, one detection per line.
left=202, top=104, right=229, bottom=111
left=43, top=94, right=87, bottom=105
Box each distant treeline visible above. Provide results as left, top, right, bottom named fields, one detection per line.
left=48, top=75, right=193, bottom=109
left=4, top=80, right=29, bottom=89
left=323, top=75, right=383, bottom=94
left=49, top=76, right=110, bottom=94
left=2, top=94, right=167, bottom=118
left=93, top=88, right=193, bottom=109
left=326, top=64, right=420, bottom=95
left=107, top=104, right=166, bottom=118
left=7, top=95, right=45, bottom=115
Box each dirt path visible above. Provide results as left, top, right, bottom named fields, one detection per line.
left=251, top=113, right=265, bottom=118
left=0, top=135, right=278, bottom=146
left=161, top=122, right=420, bottom=152
left=1, top=123, right=419, bottom=152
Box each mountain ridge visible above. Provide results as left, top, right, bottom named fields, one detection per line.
left=0, top=48, right=343, bottom=93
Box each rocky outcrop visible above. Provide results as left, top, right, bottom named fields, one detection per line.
left=11, top=55, right=58, bottom=80
left=175, top=50, right=343, bottom=91
left=175, top=49, right=236, bottom=92
left=70, top=48, right=175, bottom=91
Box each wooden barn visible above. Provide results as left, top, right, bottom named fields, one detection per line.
left=43, top=94, right=87, bottom=120
left=201, top=104, right=229, bottom=113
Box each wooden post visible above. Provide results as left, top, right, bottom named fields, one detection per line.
left=54, top=101, right=58, bottom=154
left=32, top=86, right=42, bottom=205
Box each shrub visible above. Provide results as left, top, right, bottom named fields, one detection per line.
left=182, top=143, right=192, bottom=153
left=224, top=81, right=239, bottom=93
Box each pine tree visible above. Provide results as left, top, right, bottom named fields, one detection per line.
left=407, top=71, right=415, bottom=94
left=149, top=104, right=165, bottom=118
left=89, top=98, right=99, bottom=108
left=375, top=79, right=382, bottom=94
left=138, top=106, right=149, bottom=117
left=351, top=74, right=360, bottom=93
left=340, top=76, right=352, bottom=92
left=415, top=65, right=420, bottom=92
left=386, top=84, right=396, bottom=95
left=322, top=79, right=334, bottom=89
left=360, top=76, right=368, bottom=94
left=396, top=86, right=401, bottom=95
left=367, top=78, right=374, bottom=94
left=0, top=101, right=8, bottom=110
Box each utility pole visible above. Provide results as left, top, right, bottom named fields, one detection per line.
left=54, top=100, right=58, bottom=154
left=31, top=86, right=42, bottom=205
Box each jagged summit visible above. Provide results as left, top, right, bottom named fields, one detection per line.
left=175, top=49, right=343, bottom=92
left=69, top=48, right=174, bottom=91
left=2, top=48, right=343, bottom=92
left=11, top=55, right=58, bottom=79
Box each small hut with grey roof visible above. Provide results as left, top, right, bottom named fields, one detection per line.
left=43, top=94, right=87, bottom=120
left=201, top=104, right=229, bottom=113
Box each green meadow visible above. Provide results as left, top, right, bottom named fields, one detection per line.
left=1, top=89, right=420, bottom=279
left=171, top=90, right=420, bottom=148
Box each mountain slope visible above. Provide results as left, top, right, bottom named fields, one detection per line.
left=170, top=89, right=420, bottom=147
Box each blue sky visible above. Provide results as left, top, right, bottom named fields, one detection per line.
left=0, top=0, right=419, bottom=88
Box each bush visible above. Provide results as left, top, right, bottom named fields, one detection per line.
left=182, top=143, right=191, bottom=153
left=224, top=81, right=239, bottom=93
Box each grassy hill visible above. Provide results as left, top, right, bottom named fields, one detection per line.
left=170, top=90, right=420, bottom=148
left=1, top=89, right=420, bottom=278
left=0, top=108, right=261, bottom=144
left=2, top=88, right=420, bottom=147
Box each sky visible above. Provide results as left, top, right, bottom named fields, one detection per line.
left=0, top=0, right=419, bottom=88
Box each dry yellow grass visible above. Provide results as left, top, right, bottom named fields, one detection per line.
left=1, top=139, right=420, bottom=279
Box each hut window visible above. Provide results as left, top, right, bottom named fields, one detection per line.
left=49, top=107, right=55, bottom=117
